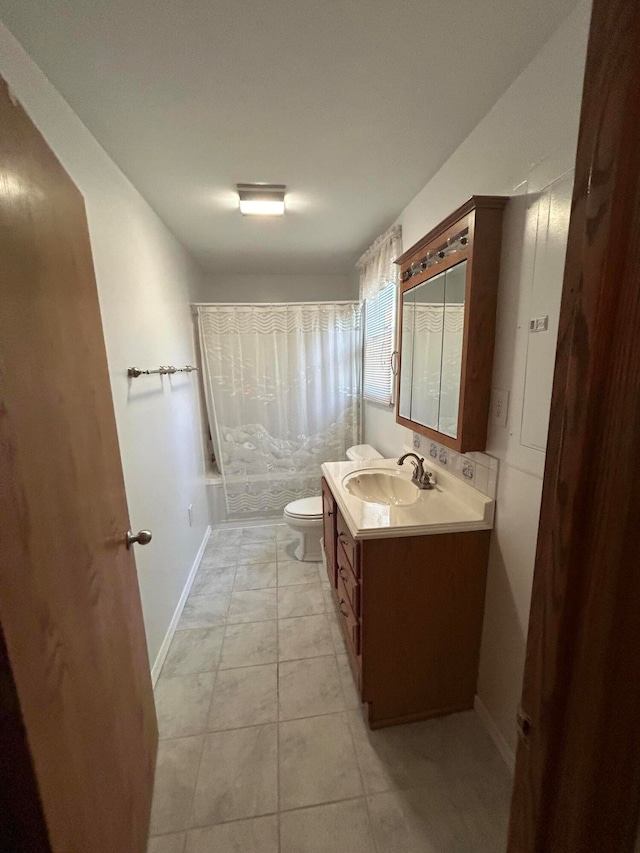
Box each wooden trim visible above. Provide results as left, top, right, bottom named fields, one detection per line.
left=395, top=414, right=464, bottom=453
left=459, top=203, right=504, bottom=449
left=395, top=195, right=508, bottom=265
left=368, top=702, right=472, bottom=731
left=399, top=244, right=469, bottom=292
left=321, top=478, right=338, bottom=588
left=508, top=0, right=640, bottom=849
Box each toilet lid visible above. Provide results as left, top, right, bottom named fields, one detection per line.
left=285, top=496, right=323, bottom=519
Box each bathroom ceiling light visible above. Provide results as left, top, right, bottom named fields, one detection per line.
left=237, top=183, right=286, bottom=216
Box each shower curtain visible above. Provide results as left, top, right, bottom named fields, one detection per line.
left=197, top=302, right=361, bottom=518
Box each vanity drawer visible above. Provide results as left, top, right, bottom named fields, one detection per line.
left=335, top=582, right=360, bottom=656
left=336, top=510, right=360, bottom=577
left=336, top=547, right=360, bottom=617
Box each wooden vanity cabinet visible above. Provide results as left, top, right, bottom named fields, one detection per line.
left=321, top=477, right=490, bottom=729
left=321, top=477, right=337, bottom=587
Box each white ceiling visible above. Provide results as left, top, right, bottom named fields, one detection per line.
left=0, top=0, right=579, bottom=274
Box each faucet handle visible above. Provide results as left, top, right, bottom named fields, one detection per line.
left=401, top=458, right=417, bottom=476
left=421, top=469, right=436, bottom=488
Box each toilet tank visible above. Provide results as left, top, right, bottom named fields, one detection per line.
left=346, top=444, right=383, bottom=462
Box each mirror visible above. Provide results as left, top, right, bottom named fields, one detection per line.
left=399, top=260, right=467, bottom=439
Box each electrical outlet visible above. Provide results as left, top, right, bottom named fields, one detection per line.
left=491, top=388, right=509, bottom=428
left=188, top=503, right=194, bottom=526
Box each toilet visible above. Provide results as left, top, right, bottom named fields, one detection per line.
left=283, top=444, right=382, bottom=561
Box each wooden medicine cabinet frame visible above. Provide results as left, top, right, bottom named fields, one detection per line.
left=395, top=195, right=508, bottom=452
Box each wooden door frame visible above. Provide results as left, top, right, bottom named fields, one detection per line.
left=508, top=0, right=640, bottom=850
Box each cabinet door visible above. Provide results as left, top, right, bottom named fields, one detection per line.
left=321, top=478, right=337, bottom=586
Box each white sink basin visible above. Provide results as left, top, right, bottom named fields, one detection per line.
left=342, top=469, right=420, bottom=507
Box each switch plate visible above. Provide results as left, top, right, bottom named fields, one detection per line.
left=491, top=388, right=509, bottom=428
left=188, top=503, right=194, bottom=526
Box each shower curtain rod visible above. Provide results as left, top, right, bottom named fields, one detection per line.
left=191, top=300, right=359, bottom=308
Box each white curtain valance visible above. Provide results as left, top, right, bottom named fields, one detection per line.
left=356, top=224, right=402, bottom=302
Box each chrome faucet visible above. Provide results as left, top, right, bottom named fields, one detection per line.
left=397, top=453, right=436, bottom=490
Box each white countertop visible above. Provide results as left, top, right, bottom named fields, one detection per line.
left=321, top=457, right=495, bottom=540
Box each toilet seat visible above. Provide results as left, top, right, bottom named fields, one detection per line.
left=284, top=496, right=323, bottom=520
left=282, top=445, right=380, bottom=562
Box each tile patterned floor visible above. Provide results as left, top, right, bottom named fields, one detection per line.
left=148, top=523, right=512, bottom=853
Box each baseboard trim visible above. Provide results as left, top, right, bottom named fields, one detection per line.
left=151, top=525, right=211, bottom=686
left=474, top=694, right=516, bottom=775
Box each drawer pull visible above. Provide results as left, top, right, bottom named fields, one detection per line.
left=338, top=598, right=349, bottom=618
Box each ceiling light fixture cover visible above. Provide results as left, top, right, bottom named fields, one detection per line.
left=237, top=183, right=286, bottom=216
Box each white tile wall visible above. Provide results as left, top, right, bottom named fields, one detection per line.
left=412, top=433, right=499, bottom=500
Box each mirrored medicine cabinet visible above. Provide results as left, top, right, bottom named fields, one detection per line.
left=395, top=196, right=509, bottom=452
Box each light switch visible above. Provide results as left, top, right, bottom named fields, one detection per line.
left=491, top=388, right=509, bottom=428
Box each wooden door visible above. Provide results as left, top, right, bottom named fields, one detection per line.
left=508, top=0, right=640, bottom=850
left=0, top=78, right=157, bottom=851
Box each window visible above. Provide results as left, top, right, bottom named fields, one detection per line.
left=363, top=282, right=397, bottom=406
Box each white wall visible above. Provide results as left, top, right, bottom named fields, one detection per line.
left=364, top=0, right=591, bottom=759
left=195, top=272, right=358, bottom=303
left=0, top=23, right=210, bottom=670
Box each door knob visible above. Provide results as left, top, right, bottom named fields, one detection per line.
left=516, top=705, right=532, bottom=743
left=126, top=529, right=153, bottom=549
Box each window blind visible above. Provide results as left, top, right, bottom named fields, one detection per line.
left=363, top=282, right=397, bottom=406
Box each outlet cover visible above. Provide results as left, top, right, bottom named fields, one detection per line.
left=188, top=503, right=194, bottom=526
left=491, top=388, right=509, bottom=428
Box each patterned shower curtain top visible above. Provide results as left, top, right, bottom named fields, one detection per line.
left=197, top=302, right=362, bottom=518
left=198, top=302, right=361, bottom=335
